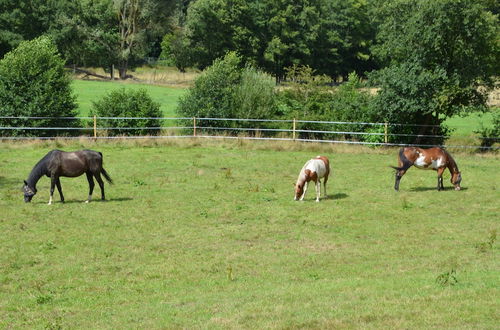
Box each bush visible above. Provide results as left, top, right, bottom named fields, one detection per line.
left=0, top=36, right=78, bottom=137
left=475, top=110, right=500, bottom=151
left=91, top=88, right=162, bottom=136
left=277, top=69, right=376, bottom=141
left=177, top=52, right=279, bottom=134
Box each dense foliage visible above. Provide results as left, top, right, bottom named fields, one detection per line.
left=177, top=52, right=279, bottom=132
left=180, top=0, right=375, bottom=81
left=91, top=88, right=162, bottom=136
left=0, top=36, right=78, bottom=137
left=370, top=0, right=499, bottom=144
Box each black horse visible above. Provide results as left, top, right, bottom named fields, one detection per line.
left=23, top=149, right=113, bottom=204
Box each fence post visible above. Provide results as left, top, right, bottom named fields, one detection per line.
left=193, top=117, right=197, bottom=137
left=384, top=122, right=388, bottom=144
left=293, top=118, right=296, bottom=141
left=93, top=115, right=97, bottom=140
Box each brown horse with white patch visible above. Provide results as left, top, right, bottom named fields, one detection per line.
left=391, top=147, right=462, bottom=191
left=294, top=156, right=330, bottom=202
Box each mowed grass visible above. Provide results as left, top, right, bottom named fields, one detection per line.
left=72, top=79, right=186, bottom=117
left=1, top=140, right=497, bottom=329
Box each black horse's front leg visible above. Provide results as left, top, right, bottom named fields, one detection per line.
left=49, top=175, right=56, bottom=205
left=55, top=178, right=64, bottom=203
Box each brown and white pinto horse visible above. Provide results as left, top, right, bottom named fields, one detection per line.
left=391, top=147, right=462, bottom=191
left=294, top=156, right=330, bottom=202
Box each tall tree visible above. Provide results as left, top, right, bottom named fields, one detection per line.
left=370, top=0, right=499, bottom=144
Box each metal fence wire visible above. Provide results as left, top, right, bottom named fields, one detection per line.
left=0, top=116, right=498, bottom=150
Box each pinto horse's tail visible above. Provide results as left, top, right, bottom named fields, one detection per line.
left=390, top=147, right=413, bottom=172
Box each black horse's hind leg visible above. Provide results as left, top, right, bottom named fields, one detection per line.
left=94, top=172, right=106, bottom=200
left=86, top=172, right=95, bottom=203
left=55, top=178, right=64, bottom=203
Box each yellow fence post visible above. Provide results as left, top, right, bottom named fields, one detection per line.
left=193, top=117, right=197, bottom=137
left=293, top=118, right=296, bottom=141
left=384, top=122, right=388, bottom=144
left=93, top=115, right=97, bottom=140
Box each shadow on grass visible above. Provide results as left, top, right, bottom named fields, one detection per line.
left=0, top=176, right=21, bottom=186
left=30, top=197, right=133, bottom=205
left=325, top=192, right=348, bottom=200
left=409, top=186, right=468, bottom=192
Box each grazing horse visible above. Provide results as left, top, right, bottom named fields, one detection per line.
left=22, top=149, right=113, bottom=204
left=294, top=156, right=330, bottom=202
left=391, top=147, right=462, bottom=191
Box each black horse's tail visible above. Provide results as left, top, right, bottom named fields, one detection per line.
left=101, top=168, right=113, bottom=184
left=98, top=152, right=113, bottom=184
left=390, top=147, right=413, bottom=172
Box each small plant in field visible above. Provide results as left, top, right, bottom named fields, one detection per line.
left=223, top=168, right=232, bottom=179
left=36, top=293, right=54, bottom=305
left=401, top=197, right=412, bottom=210
left=475, top=229, right=497, bottom=253
left=227, top=265, right=234, bottom=281
left=436, top=268, right=458, bottom=286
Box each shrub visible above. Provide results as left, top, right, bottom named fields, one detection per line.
left=475, top=110, right=500, bottom=151
left=177, top=52, right=279, bottom=134
left=0, top=36, right=78, bottom=137
left=91, top=88, right=162, bottom=136
left=277, top=69, right=376, bottom=141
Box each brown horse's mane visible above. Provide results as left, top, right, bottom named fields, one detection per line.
left=442, top=148, right=459, bottom=173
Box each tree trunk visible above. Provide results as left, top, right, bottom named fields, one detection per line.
left=118, top=61, right=128, bottom=80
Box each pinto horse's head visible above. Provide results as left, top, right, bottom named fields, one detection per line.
left=22, top=180, right=37, bottom=202
left=294, top=182, right=304, bottom=201
left=451, top=171, right=462, bottom=191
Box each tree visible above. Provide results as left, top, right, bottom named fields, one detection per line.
left=0, top=36, right=78, bottom=136
left=181, top=0, right=375, bottom=80
left=370, top=0, right=499, bottom=144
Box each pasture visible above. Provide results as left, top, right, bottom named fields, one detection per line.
left=72, top=80, right=186, bottom=117
left=0, top=140, right=498, bottom=328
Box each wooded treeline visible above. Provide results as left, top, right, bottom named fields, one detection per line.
left=1, top=0, right=497, bottom=81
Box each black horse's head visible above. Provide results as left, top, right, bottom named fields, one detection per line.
left=22, top=180, right=37, bottom=202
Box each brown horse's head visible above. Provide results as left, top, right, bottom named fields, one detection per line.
left=22, top=180, right=37, bottom=202
left=451, top=171, right=462, bottom=190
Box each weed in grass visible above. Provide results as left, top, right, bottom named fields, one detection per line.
left=36, top=293, right=54, bottom=305
left=401, top=197, right=413, bottom=210
left=436, top=268, right=458, bottom=286
left=227, top=265, right=234, bottom=281
left=223, top=167, right=232, bottom=179
left=475, top=229, right=497, bottom=253
left=248, top=183, right=260, bottom=192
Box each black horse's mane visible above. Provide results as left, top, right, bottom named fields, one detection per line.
left=26, top=150, right=58, bottom=186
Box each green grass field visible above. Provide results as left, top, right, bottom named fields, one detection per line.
left=72, top=80, right=186, bottom=117
left=0, top=140, right=498, bottom=328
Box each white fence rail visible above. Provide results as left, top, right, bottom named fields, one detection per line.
left=0, top=116, right=498, bottom=150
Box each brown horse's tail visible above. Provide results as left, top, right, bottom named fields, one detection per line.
left=98, top=152, right=113, bottom=184
left=390, top=147, right=413, bottom=172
